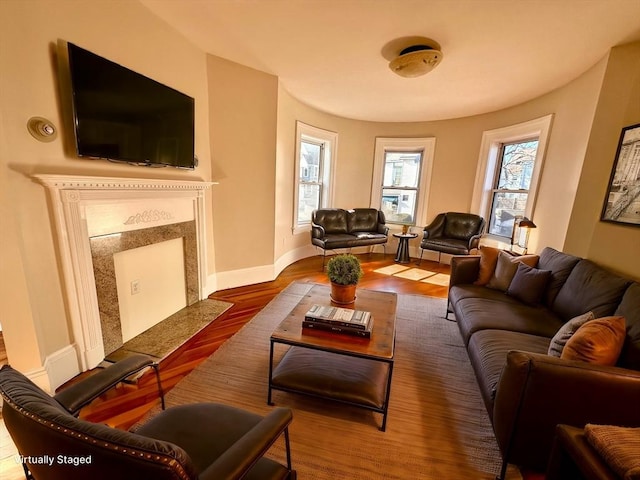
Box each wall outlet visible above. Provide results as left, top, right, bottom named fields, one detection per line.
left=130, top=279, right=141, bottom=295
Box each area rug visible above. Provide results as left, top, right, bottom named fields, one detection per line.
left=106, top=298, right=233, bottom=362
left=139, top=282, right=521, bottom=479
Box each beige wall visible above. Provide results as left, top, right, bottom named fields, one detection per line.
left=0, top=0, right=211, bottom=383
left=274, top=57, right=607, bottom=265
left=207, top=56, right=278, bottom=272
left=565, top=42, right=640, bottom=280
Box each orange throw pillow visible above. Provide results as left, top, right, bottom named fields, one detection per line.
left=474, top=246, right=500, bottom=286
left=561, top=316, right=626, bottom=366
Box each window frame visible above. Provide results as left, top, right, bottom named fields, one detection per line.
left=293, top=121, right=338, bottom=234
left=370, top=137, right=436, bottom=228
left=471, top=114, right=553, bottom=243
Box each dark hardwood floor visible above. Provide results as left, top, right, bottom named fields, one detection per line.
left=62, top=253, right=450, bottom=429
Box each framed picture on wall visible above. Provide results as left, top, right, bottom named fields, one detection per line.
left=600, top=123, right=640, bottom=226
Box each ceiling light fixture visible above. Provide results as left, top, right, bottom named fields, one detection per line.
left=389, top=44, right=443, bottom=78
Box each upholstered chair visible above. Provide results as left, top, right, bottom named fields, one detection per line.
left=418, top=212, right=485, bottom=263
left=0, top=364, right=295, bottom=480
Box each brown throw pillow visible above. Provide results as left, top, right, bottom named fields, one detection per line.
left=548, top=311, right=595, bottom=357
left=561, top=316, right=626, bottom=366
left=506, top=263, right=551, bottom=305
left=486, top=251, right=539, bottom=292
left=474, top=246, right=500, bottom=286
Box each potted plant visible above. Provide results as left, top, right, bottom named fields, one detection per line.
left=326, top=254, right=363, bottom=305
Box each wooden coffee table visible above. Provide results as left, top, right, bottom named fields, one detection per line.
left=268, top=284, right=397, bottom=431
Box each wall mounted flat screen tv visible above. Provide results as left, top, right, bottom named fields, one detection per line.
left=67, top=42, right=195, bottom=169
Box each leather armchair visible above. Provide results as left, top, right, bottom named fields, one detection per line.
left=0, top=364, right=295, bottom=480
left=418, top=212, right=485, bottom=263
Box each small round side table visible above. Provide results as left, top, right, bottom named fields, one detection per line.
left=393, top=233, right=418, bottom=264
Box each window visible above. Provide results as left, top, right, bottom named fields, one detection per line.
left=471, top=114, right=553, bottom=242
left=293, top=122, right=337, bottom=233
left=371, top=137, right=435, bottom=227
left=381, top=151, right=423, bottom=225
left=487, top=139, right=539, bottom=237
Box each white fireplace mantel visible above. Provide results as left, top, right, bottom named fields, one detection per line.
left=34, top=174, right=215, bottom=371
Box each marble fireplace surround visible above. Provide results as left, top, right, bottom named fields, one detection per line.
left=35, top=175, right=214, bottom=371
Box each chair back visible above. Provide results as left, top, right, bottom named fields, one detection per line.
left=443, top=212, right=485, bottom=240
left=0, top=365, right=196, bottom=480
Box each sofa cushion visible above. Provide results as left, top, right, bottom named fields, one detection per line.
left=562, top=316, right=626, bottom=366
left=486, top=251, right=539, bottom=292
left=467, top=329, right=550, bottom=417
left=615, top=282, right=640, bottom=370
left=553, top=260, right=631, bottom=321
left=537, top=247, right=581, bottom=307
left=313, top=209, right=348, bottom=234
left=347, top=208, right=379, bottom=233
left=507, top=263, right=552, bottom=305
left=474, top=246, right=500, bottom=286
left=452, top=290, right=564, bottom=345
left=547, top=311, right=595, bottom=357
left=421, top=237, right=472, bottom=255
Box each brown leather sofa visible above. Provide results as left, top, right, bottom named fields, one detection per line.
left=447, top=247, right=640, bottom=478
left=311, top=208, right=388, bottom=266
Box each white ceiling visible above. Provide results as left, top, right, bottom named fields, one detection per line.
left=141, top=0, right=640, bottom=122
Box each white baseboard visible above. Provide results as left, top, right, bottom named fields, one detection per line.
left=215, top=263, right=277, bottom=291
left=274, top=245, right=317, bottom=278
left=43, top=344, right=80, bottom=392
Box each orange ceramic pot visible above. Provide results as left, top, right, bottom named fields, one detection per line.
left=330, top=282, right=357, bottom=305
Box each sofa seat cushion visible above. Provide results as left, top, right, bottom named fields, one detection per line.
left=314, top=233, right=360, bottom=249
left=452, top=290, right=564, bottom=345
left=467, top=329, right=550, bottom=418
left=422, top=237, right=470, bottom=255
left=553, top=259, right=631, bottom=321
left=351, top=231, right=387, bottom=242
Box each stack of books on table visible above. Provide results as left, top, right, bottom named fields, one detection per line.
left=303, top=304, right=373, bottom=338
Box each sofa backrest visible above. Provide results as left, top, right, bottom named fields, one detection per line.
left=443, top=212, right=484, bottom=240
left=615, top=282, right=640, bottom=371
left=537, top=247, right=581, bottom=307
left=552, top=259, right=631, bottom=321
left=347, top=208, right=380, bottom=232
left=312, top=209, right=348, bottom=234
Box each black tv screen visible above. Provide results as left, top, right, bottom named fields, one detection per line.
left=67, top=42, right=195, bottom=169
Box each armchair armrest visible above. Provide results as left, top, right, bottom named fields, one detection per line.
left=199, top=407, right=293, bottom=480
left=54, top=354, right=163, bottom=415
left=493, top=350, right=640, bottom=471
left=311, top=222, right=325, bottom=240
left=377, top=210, right=388, bottom=235
left=423, top=213, right=446, bottom=239
left=467, top=232, right=483, bottom=251
left=448, top=255, right=481, bottom=287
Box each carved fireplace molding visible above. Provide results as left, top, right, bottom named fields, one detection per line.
left=34, top=174, right=215, bottom=371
